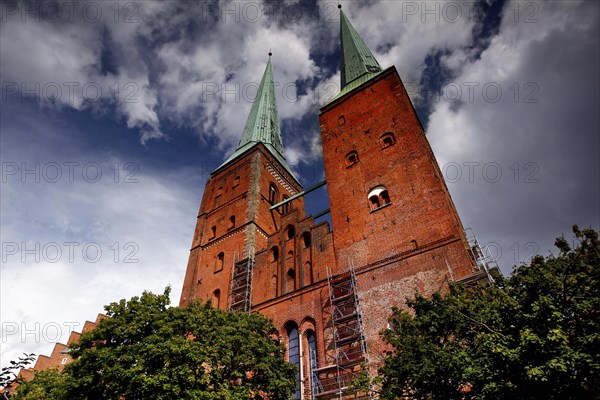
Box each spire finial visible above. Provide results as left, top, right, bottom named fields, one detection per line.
left=338, top=3, right=341, bottom=9
left=268, top=49, right=272, bottom=57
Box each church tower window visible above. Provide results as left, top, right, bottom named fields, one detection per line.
left=368, top=186, right=391, bottom=211
left=380, top=132, right=396, bottom=148
left=269, top=183, right=278, bottom=205
left=215, top=252, right=224, bottom=272
left=286, top=323, right=301, bottom=400
left=345, top=150, right=359, bottom=167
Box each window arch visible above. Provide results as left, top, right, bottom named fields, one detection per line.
left=286, top=268, right=296, bottom=293
left=212, top=289, right=221, bottom=309
left=271, top=246, right=279, bottom=263
left=233, top=176, right=240, bottom=187
left=286, top=225, right=296, bottom=240
left=301, top=232, right=311, bottom=249
left=215, top=252, right=224, bottom=272
left=286, top=323, right=301, bottom=400
left=368, top=186, right=391, bottom=211
left=306, top=330, right=319, bottom=397
left=269, top=183, right=278, bottom=205
left=228, top=215, right=235, bottom=230
left=345, top=150, right=359, bottom=167
left=380, top=132, right=396, bottom=148
left=303, top=261, right=312, bottom=287
left=210, top=225, right=217, bottom=239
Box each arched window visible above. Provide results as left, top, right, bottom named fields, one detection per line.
left=212, top=289, right=221, bottom=309
left=286, top=268, right=296, bottom=293
left=271, top=246, right=279, bottom=263
left=228, top=215, right=235, bottom=230
left=233, top=176, right=240, bottom=187
left=215, top=252, right=224, bottom=272
left=269, top=183, right=278, bottom=205
left=282, top=195, right=290, bottom=214
left=302, top=232, right=311, bottom=249
left=210, top=225, right=217, bottom=239
left=303, top=261, right=312, bottom=287
left=345, top=150, right=359, bottom=167
left=306, top=331, right=319, bottom=397
left=286, top=225, right=296, bottom=240
left=380, top=132, right=396, bottom=148
left=368, top=186, right=391, bottom=211
left=286, top=323, right=301, bottom=400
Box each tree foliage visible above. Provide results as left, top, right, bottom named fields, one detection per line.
left=14, top=288, right=296, bottom=400
left=9, top=369, right=69, bottom=400
left=0, top=353, right=36, bottom=399
left=379, top=226, right=600, bottom=400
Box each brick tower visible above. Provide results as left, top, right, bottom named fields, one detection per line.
left=179, top=54, right=304, bottom=311
left=179, top=10, right=494, bottom=400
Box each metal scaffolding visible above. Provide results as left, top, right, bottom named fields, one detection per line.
left=313, top=265, right=372, bottom=399
left=228, top=254, right=254, bottom=312
left=465, top=228, right=500, bottom=284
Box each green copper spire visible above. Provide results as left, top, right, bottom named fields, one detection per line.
left=329, top=8, right=383, bottom=102
left=219, top=55, right=295, bottom=178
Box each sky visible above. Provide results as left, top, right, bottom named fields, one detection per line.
left=1, top=0, right=599, bottom=368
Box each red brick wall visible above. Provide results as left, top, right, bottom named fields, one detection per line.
left=179, top=144, right=305, bottom=309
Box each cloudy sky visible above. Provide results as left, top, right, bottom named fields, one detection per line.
left=1, top=0, right=598, bottom=368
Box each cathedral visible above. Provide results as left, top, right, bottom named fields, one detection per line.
left=178, top=8, right=495, bottom=400
left=14, top=8, right=497, bottom=400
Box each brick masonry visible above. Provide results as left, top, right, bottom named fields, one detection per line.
left=176, top=67, right=484, bottom=399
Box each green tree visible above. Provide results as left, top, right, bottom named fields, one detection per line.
left=0, top=353, right=36, bottom=399
left=379, top=226, right=600, bottom=400
left=14, top=288, right=296, bottom=400
left=9, top=369, right=69, bottom=400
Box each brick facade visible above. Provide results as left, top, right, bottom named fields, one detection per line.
left=177, top=66, right=484, bottom=399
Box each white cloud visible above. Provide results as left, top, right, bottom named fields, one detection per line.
left=0, top=109, right=199, bottom=368
left=427, top=0, right=599, bottom=271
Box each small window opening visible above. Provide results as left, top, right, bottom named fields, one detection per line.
left=212, top=289, right=221, bottom=308
left=380, top=132, right=396, bottom=148
left=216, top=252, right=224, bottom=272
left=269, top=183, right=278, bottom=205
left=229, top=215, right=236, bottom=230
left=286, top=268, right=296, bottom=293
left=233, top=176, right=240, bottom=187
left=369, top=195, right=380, bottom=209
left=368, top=186, right=391, bottom=211
left=345, top=151, right=359, bottom=167
left=302, top=232, right=311, bottom=249
left=286, top=225, right=296, bottom=240
left=271, top=246, right=279, bottom=262
left=210, top=225, right=217, bottom=239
